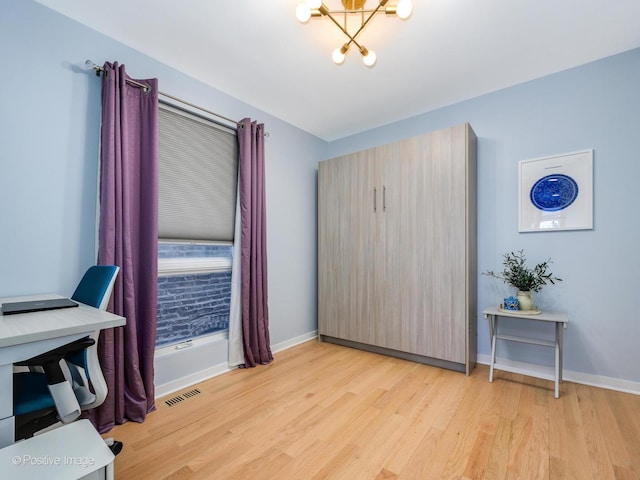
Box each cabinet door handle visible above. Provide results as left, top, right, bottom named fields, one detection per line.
left=373, top=188, right=377, bottom=212
left=383, top=185, right=386, bottom=212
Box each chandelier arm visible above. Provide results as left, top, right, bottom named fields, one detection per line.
left=323, top=10, right=364, bottom=50
left=348, top=2, right=386, bottom=44
left=326, top=9, right=383, bottom=14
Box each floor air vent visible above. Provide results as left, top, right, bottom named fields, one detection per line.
left=183, top=388, right=201, bottom=398
left=164, top=388, right=202, bottom=407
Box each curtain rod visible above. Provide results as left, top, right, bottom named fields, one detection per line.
left=85, top=60, right=245, bottom=129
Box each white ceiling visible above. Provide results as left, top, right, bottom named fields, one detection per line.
left=35, top=0, right=640, bottom=141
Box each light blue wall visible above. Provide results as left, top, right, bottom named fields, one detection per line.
left=328, top=48, right=640, bottom=385
left=0, top=1, right=325, bottom=351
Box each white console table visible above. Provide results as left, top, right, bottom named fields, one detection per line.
left=483, top=307, right=568, bottom=398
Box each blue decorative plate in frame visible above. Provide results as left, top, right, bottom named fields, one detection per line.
left=529, top=173, right=579, bottom=212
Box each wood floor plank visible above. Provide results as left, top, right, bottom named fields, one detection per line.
left=462, top=430, right=495, bottom=479
left=558, top=382, right=596, bottom=480
left=106, top=340, right=640, bottom=479
left=437, top=377, right=498, bottom=479
left=395, top=426, right=444, bottom=479
left=589, top=386, right=640, bottom=479
left=270, top=440, right=330, bottom=480
left=549, top=378, right=568, bottom=468
left=575, top=384, right=618, bottom=479
left=327, top=411, right=408, bottom=479
left=606, top=388, right=640, bottom=476
left=381, top=367, right=452, bottom=474
left=481, top=416, right=513, bottom=480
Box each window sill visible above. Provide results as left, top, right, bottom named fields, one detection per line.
left=155, top=330, right=229, bottom=356
left=158, top=257, right=232, bottom=276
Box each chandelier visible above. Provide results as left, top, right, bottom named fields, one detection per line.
left=295, top=0, right=414, bottom=67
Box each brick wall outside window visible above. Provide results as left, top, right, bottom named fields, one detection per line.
left=156, top=243, right=232, bottom=347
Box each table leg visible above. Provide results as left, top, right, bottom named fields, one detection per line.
left=489, top=315, right=497, bottom=383
left=559, top=322, right=564, bottom=383
left=554, top=322, right=560, bottom=398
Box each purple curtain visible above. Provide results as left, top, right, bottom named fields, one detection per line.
left=88, top=62, right=159, bottom=433
left=238, top=118, right=273, bottom=367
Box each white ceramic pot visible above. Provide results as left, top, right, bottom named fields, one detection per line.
left=517, top=290, right=534, bottom=311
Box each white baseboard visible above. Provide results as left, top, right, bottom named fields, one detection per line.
left=155, top=362, right=233, bottom=399
left=477, top=354, right=640, bottom=395
left=154, top=331, right=318, bottom=399
left=271, top=330, right=318, bottom=354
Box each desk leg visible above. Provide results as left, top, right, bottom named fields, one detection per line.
left=489, top=315, right=497, bottom=383
left=0, top=363, right=13, bottom=448
left=554, top=322, right=560, bottom=399
left=105, top=458, right=115, bottom=480
left=0, top=417, right=14, bottom=449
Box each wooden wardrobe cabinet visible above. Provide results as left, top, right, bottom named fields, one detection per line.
left=318, top=123, right=477, bottom=374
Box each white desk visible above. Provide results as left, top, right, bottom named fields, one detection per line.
left=0, top=294, right=125, bottom=448
left=0, top=419, right=114, bottom=479
left=483, top=307, right=568, bottom=398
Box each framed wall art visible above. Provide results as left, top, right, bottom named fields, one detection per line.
left=518, top=149, right=593, bottom=232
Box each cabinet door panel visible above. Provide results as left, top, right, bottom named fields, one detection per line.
left=318, top=151, right=377, bottom=344
left=415, top=126, right=467, bottom=362
left=383, top=134, right=434, bottom=356
left=372, top=142, right=403, bottom=351
left=379, top=126, right=468, bottom=361
left=318, top=156, right=347, bottom=338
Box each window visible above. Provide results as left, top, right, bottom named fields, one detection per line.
left=156, top=243, right=232, bottom=347
left=156, top=103, right=238, bottom=348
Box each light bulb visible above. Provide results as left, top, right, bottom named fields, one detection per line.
left=396, top=0, right=413, bottom=19
left=296, top=3, right=312, bottom=22
left=363, top=50, right=377, bottom=67
left=332, top=47, right=346, bottom=65
left=306, top=0, right=322, bottom=8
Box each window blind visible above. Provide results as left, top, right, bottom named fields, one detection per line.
left=158, top=104, right=238, bottom=242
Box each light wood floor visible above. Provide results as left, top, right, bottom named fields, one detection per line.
left=109, top=340, right=640, bottom=479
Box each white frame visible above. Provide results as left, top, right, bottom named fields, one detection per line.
left=518, top=149, right=593, bottom=232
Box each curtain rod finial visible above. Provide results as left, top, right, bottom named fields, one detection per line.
left=85, top=60, right=102, bottom=76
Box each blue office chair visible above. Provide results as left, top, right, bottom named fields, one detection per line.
left=66, top=265, right=119, bottom=410
left=13, top=265, right=119, bottom=440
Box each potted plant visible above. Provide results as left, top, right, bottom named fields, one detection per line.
left=483, top=250, right=562, bottom=311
